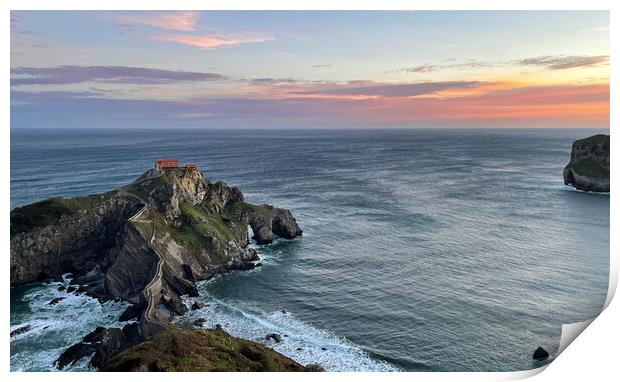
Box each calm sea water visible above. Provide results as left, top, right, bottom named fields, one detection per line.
left=10, top=128, right=609, bottom=372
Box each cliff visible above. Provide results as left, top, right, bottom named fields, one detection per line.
left=10, top=167, right=304, bottom=370
left=563, top=134, right=610, bottom=192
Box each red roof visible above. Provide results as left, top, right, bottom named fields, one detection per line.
left=155, top=159, right=179, bottom=163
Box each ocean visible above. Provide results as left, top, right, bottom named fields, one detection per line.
left=10, top=128, right=609, bottom=372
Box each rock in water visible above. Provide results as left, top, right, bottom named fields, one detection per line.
left=533, top=346, right=549, bottom=360
left=265, top=333, right=283, bottom=343
left=191, top=301, right=205, bottom=310
left=10, top=325, right=32, bottom=338
left=563, top=134, right=609, bottom=192
left=47, top=297, right=65, bottom=306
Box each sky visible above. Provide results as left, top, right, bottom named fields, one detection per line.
left=10, top=11, right=610, bottom=129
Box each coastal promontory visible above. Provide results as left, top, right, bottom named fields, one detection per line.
left=10, top=163, right=309, bottom=371
left=563, top=134, right=610, bottom=192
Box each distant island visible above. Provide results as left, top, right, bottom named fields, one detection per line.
left=10, top=161, right=321, bottom=371
left=563, top=134, right=610, bottom=192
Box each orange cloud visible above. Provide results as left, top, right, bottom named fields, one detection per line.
left=152, top=33, right=272, bottom=49
left=343, top=83, right=610, bottom=124
left=112, top=11, right=200, bottom=31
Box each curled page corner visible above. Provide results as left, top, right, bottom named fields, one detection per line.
left=557, top=319, right=595, bottom=357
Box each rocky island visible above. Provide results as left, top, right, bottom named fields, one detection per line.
left=563, top=134, right=610, bottom=192
left=10, top=163, right=319, bottom=371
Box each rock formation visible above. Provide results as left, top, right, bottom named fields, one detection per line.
left=10, top=167, right=304, bottom=371
left=532, top=346, right=549, bottom=360
left=563, top=134, right=610, bottom=192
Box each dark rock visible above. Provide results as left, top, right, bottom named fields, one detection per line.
left=533, top=346, right=549, bottom=360
left=305, top=364, right=325, bottom=372
left=57, top=285, right=66, bottom=291
left=47, top=297, right=64, bottom=306
left=563, top=134, right=609, bottom=192
left=119, top=303, right=144, bottom=322
left=55, top=323, right=143, bottom=370
left=215, top=323, right=223, bottom=330
left=191, top=301, right=205, bottom=310
left=265, top=333, right=282, bottom=343
left=248, top=206, right=302, bottom=245
left=10, top=325, right=32, bottom=338
left=193, top=318, right=207, bottom=327
left=66, top=286, right=76, bottom=293
left=321, top=347, right=327, bottom=351
left=281, top=309, right=287, bottom=314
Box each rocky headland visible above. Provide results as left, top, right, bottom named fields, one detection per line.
left=10, top=166, right=316, bottom=371
left=563, top=134, right=610, bottom=192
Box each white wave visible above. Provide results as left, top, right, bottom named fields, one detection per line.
left=10, top=276, right=131, bottom=371
left=175, top=293, right=399, bottom=372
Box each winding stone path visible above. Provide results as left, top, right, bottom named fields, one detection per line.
left=127, top=200, right=169, bottom=337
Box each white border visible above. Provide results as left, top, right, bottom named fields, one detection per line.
left=3, top=1, right=617, bottom=381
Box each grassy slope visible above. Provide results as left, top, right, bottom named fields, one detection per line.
left=104, top=328, right=318, bottom=372
left=10, top=193, right=113, bottom=236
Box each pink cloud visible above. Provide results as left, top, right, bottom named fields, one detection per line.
left=111, top=11, right=200, bottom=31
left=152, top=33, right=272, bottom=49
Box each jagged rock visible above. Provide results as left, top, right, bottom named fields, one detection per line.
left=191, top=301, right=205, bottom=310
left=247, top=206, right=302, bottom=245
left=119, top=303, right=144, bottom=322
left=563, top=134, right=609, bottom=192
left=10, top=325, right=32, bottom=338
left=55, top=323, right=143, bottom=370
left=193, top=318, right=207, bottom=327
left=533, top=346, right=549, bottom=360
left=265, top=333, right=282, bottom=343
left=47, top=297, right=64, bottom=306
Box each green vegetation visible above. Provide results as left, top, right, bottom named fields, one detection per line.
left=10, top=194, right=110, bottom=236
left=570, top=159, right=609, bottom=179
left=575, top=134, right=609, bottom=146
left=128, top=175, right=168, bottom=201
left=174, top=202, right=243, bottom=260
left=104, top=328, right=317, bottom=372
left=227, top=201, right=273, bottom=220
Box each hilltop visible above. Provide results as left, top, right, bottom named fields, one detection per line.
left=563, top=134, right=610, bottom=192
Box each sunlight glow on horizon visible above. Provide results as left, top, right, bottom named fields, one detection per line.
left=10, top=11, right=610, bottom=129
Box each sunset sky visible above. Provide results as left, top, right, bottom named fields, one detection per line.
left=10, top=11, right=610, bottom=129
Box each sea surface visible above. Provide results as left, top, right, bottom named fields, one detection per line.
left=10, top=128, right=610, bottom=372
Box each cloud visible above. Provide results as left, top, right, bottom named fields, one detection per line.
left=110, top=11, right=200, bottom=31
left=516, top=55, right=609, bottom=70
left=176, top=112, right=214, bottom=119
left=395, top=55, right=609, bottom=74
left=310, top=64, right=332, bottom=68
left=11, top=83, right=609, bottom=129
left=152, top=33, right=272, bottom=49
left=11, top=65, right=227, bottom=86
left=290, top=81, right=484, bottom=98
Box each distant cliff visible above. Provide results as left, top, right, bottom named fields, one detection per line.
left=563, top=134, right=609, bottom=192
left=10, top=167, right=306, bottom=371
